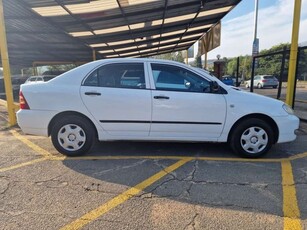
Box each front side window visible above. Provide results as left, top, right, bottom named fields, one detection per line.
left=83, top=63, right=145, bottom=89
left=151, top=64, right=211, bottom=93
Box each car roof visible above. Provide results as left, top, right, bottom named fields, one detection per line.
left=91, top=58, right=188, bottom=66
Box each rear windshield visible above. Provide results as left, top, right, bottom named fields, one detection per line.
left=263, top=76, right=274, bottom=79
left=43, top=76, right=55, bottom=81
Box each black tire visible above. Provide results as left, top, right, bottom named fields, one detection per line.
left=229, top=118, right=274, bottom=158
left=257, top=83, right=262, bottom=89
left=273, top=86, right=277, bottom=89
left=51, top=115, right=96, bottom=156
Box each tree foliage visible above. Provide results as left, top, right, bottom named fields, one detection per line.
left=152, top=51, right=185, bottom=63
left=224, top=43, right=296, bottom=80
left=225, top=55, right=252, bottom=80
left=47, top=64, right=76, bottom=72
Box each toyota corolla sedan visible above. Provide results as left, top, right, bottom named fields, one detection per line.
left=17, top=59, right=299, bottom=158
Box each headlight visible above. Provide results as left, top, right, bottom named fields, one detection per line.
left=282, top=104, right=294, bottom=115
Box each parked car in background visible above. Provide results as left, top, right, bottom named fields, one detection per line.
left=17, top=59, right=299, bottom=158
left=24, top=75, right=56, bottom=84
left=221, top=76, right=234, bottom=86
left=0, top=75, right=27, bottom=100
left=245, top=75, right=278, bottom=89
left=231, top=76, right=242, bottom=87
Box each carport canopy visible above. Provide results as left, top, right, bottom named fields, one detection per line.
left=3, top=0, right=240, bottom=67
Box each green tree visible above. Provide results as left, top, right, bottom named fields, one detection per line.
left=256, top=43, right=290, bottom=76
left=152, top=51, right=185, bottom=63
left=47, top=64, right=76, bottom=73
left=225, top=55, right=252, bottom=80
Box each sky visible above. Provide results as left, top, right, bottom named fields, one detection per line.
left=206, top=0, right=307, bottom=59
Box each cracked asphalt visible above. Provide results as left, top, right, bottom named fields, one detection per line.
left=1, top=106, right=307, bottom=229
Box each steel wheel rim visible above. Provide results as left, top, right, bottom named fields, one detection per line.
left=57, top=124, right=86, bottom=151
left=240, top=126, right=268, bottom=154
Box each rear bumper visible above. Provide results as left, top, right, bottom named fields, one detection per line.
left=274, top=115, right=300, bottom=143
left=16, top=109, right=58, bottom=136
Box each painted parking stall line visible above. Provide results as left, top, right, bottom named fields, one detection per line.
left=10, top=130, right=53, bottom=158
left=60, top=157, right=193, bottom=230
left=281, top=160, right=302, bottom=230
left=0, top=157, right=48, bottom=173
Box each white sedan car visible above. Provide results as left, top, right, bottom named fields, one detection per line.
left=17, top=59, right=299, bottom=158
left=245, top=75, right=279, bottom=89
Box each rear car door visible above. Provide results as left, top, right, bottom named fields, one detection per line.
left=80, top=62, right=152, bottom=136
left=148, top=63, right=227, bottom=140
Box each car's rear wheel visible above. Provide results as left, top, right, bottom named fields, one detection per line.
left=229, top=118, right=274, bottom=158
left=257, top=83, right=262, bottom=89
left=245, top=83, right=249, bottom=88
left=273, top=86, right=277, bottom=89
left=51, top=115, right=95, bottom=156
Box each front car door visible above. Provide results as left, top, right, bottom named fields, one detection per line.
left=80, top=62, right=152, bottom=136
left=148, top=62, right=227, bottom=141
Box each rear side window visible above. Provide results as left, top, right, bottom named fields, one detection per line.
left=83, top=63, right=145, bottom=89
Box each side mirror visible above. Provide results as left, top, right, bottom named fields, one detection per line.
left=210, top=81, right=220, bottom=93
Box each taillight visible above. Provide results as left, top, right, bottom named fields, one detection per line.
left=262, top=79, right=267, bottom=82
left=19, top=91, right=30, bottom=110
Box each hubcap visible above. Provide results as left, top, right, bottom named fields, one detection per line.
left=240, top=126, right=268, bottom=154
left=58, top=124, right=86, bottom=151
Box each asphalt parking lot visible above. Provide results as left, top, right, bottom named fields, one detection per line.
left=1, top=105, right=307, bottom=230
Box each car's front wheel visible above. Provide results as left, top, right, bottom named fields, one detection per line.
left=51, top=115, right=96, bottom=156
left=229, top=118, right=274, bottom=158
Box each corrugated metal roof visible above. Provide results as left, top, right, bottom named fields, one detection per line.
left=3, top=0, right=241, bottom=67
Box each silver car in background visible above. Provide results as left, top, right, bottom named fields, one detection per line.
left=245, top=75, right=278, bottom=89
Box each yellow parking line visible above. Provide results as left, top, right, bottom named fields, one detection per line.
left=52, top=156, right=190, bottom=161
left=0, top=158, right=47, bottom=173
left=288, top=151, right=307, bottom=161
left=10, top=130, right=53, bottom=158
left=60, top=157, right=193, bottom=230
left=196, top=156, right=282, bottom=163
left=281, top=160, right=302, bottom=230
left=8, top=128, right=307, bottom=163
left=50, top=155, right=283, bottom=163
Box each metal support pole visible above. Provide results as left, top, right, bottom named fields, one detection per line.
left=92, top=50, right=96, bottom=61
left=185, top=49, right=188, bottom=65
left=0, top=0, right=16, bottom=125
left=277, top=47, right=287, bottom=99
left=286, top=0, right=302, bottom=106
left=204, top=51, right=208, bottom=69
left=252, top=0, right=259, bottom=65
left=250, top=56, right=256, bottom=92
left=236, top=57, right=240, bottom=86
left=32, top=63, right=38, bottom=76
left=292, top=48, right=301, bottom=108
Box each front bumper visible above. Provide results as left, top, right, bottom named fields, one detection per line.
left=274, top=114, right=300, bottom=143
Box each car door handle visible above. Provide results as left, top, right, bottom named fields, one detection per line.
left=84, top=92, right=101, bottom=96
left=154, top=96, right=169, bottom=100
